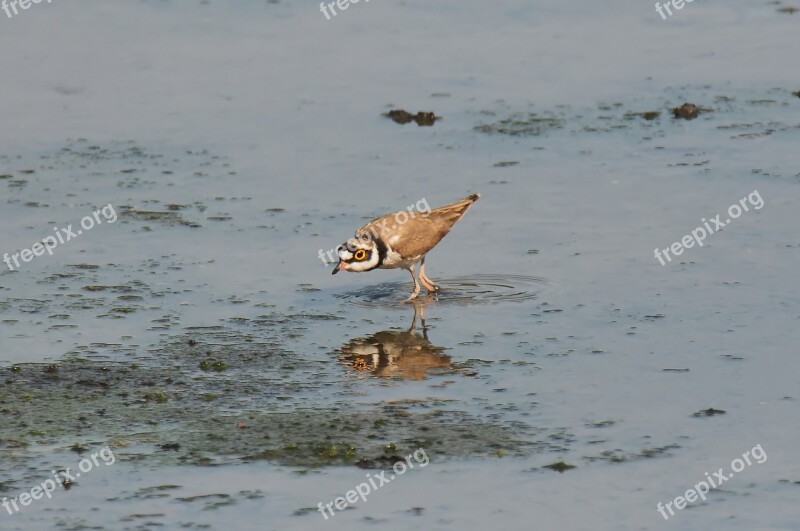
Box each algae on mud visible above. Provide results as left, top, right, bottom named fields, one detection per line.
left=0, top=321, right=547, bottom=483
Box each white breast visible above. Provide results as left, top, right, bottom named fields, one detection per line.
left=380, top=246, right=421, bottom=270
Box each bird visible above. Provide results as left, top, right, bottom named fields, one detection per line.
left=338, top=302, right=451, bottom=380
left=332, top=193, right=480, bottom=300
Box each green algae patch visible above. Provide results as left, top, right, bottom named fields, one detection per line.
left=199, top=359, right=229, bottom=372
left=0, top=354, right=538, bottom=469
left=474, top=112, right=565, bottom=136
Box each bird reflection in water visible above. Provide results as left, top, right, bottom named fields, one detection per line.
left=338, top=300, right=453, bottom=380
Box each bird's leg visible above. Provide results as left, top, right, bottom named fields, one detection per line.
left=417, top=301, right=429, bottom=339
left=403, top=264, right=421, bottom=302
left=407, top=297, right=431, bottom=340
left=419, top=256, right=439, bottom=293
left=408, top=298, right=427, bottom=332
left=409, top=306, right=418, bottom=332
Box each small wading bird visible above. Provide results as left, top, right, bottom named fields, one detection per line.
left=338, top=303, right=452, bottom=380
left=332, top=193, right=480, bottom=300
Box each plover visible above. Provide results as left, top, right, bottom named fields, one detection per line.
left=332, top=193, right=480, bottom=300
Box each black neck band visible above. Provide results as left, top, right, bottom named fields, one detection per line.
left=369, top=238, right=388, bottom=271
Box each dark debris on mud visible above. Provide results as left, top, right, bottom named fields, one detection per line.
left=383, top=109, right=441, bottom=126
left=672, top=102, right=712, bottom=120
left=469, top=88, right=799, bottom=147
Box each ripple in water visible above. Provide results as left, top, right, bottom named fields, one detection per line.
left=336, top=274, right=548, bottom=307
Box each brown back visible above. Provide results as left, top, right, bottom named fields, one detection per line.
left=356, top=194, right=479, bottom=258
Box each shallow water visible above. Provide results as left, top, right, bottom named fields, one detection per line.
left=1, top=1, right=799, bottom=530
left=336, top=274, right=547, bottom=305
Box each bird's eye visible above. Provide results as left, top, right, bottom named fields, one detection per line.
left=354, top=249, right=367, bottom=261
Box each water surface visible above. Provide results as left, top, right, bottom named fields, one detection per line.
left=1, top=1, right=798, bottom=530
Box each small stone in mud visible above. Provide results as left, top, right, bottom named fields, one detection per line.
left=158, top=442, right=181, bottom=451
left=542, top=461, right=576, bottom=473
left=493, top=161, right=519, bottom=167
left=384, top=109, right=440, bottom=126
left=385, top=109, right=414, bottom=124
left=672, top=103, right=707, bottom=120
left=55, top=470, right=75, bottom=489
left=692, top=407, right=726, bottom=417
left=414, top=111, right=438, bottom=126
left=777, top=6, right=799, bottom=14
left=793, top=90, right=800, bottom=98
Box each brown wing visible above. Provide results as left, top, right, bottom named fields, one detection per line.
left=356, top=194, right=479, bottom=258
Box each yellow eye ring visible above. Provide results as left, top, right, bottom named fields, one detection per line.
left=354, top=249, right=367, bottom=261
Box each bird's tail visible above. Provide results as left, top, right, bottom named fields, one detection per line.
left=431, top=193, right=480, bottom=219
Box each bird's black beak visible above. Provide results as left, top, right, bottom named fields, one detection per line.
left=332, top=262, right=342, bottom=275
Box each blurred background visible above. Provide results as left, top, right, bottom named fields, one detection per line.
left=1, top=1, right=798, bottom=530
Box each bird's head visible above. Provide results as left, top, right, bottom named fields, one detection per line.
left=332, top=237, right=380, bottom=274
